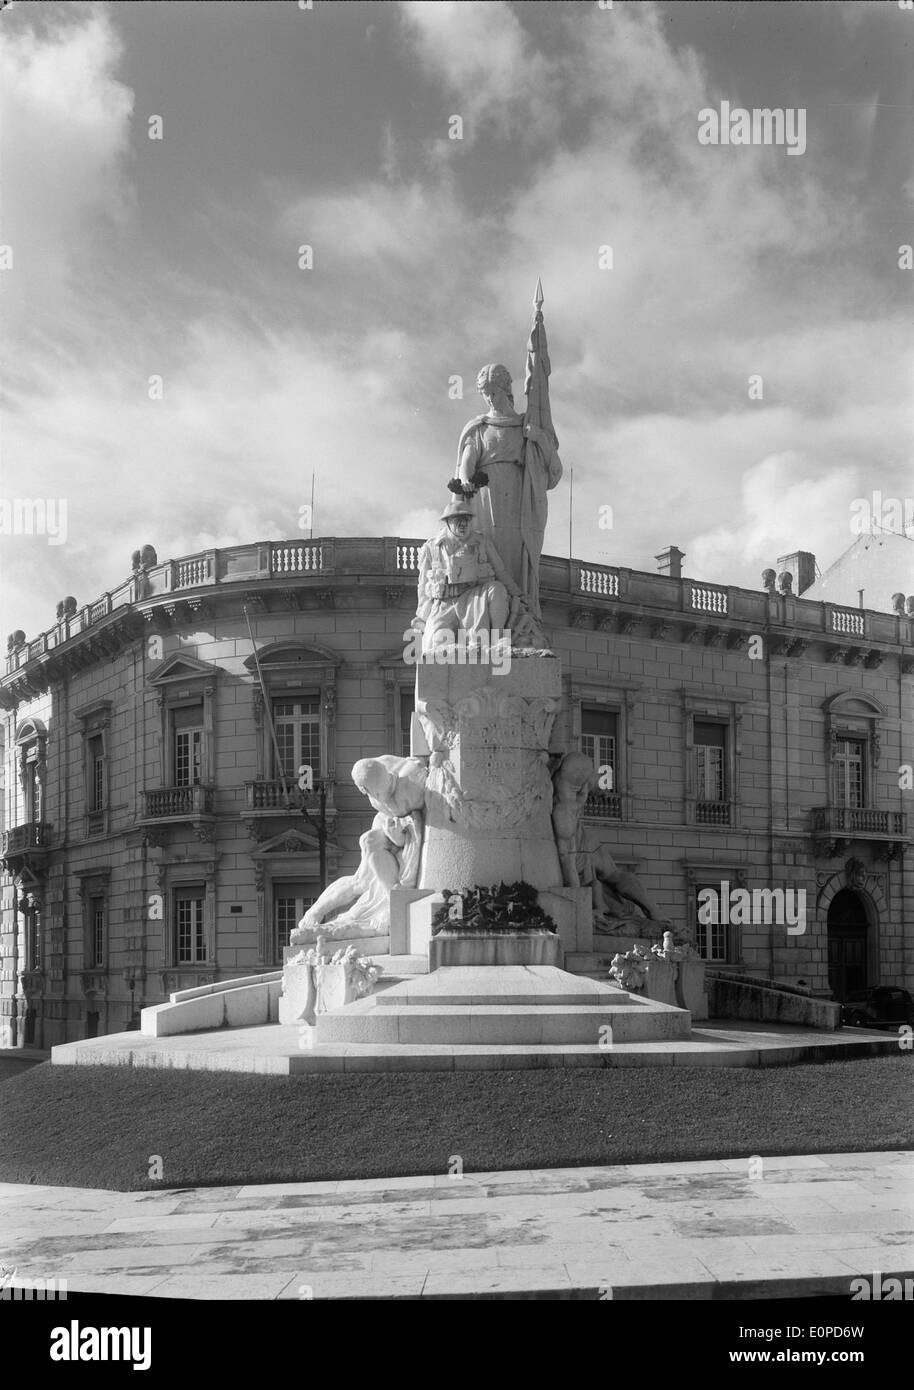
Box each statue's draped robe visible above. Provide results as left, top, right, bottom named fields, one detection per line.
left=458, top=412, right=561, bottom=620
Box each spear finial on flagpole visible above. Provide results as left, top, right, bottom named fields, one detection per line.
left=524, top=276, right=555, bottom=449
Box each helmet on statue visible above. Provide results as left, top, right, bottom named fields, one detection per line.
left=440, top=498, right=475, bottom=522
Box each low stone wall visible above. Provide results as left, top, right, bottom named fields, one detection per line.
left=707, top=973, right=841, bottom=1032
left=141, top=973, right=283, bottom=1038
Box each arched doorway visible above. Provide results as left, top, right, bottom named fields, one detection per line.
left=827, top=889, right=869, bottom=1000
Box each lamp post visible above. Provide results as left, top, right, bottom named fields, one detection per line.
left=298, top=765, right=328, bottom=892
left=122, top=969, right=137, bottom=1029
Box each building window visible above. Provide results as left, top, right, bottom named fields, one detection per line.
left=172, top=705, right=204, bottom=787
left=400, top=690, right=415, bottom=758
left=25, top=757, right=41, bottom=822
left=273, top=699, right=321, bottom=781
left=694, top=885, right=729, bottom=963
left=90, top=896, right=106, bottom=967
left=88, top=734, right=106, bottom=812
left=14, top=718, right=47, bottom=829
left=579, top=705, right=620, bottom=817
left=175, top=887, right=206, bottom=964
left=75, top=702, right=112, bottom=836
left=25, top=899, right=41, bottom=971
left=694, top=720, right=728, bottom=824
left=273, top=881, right=316, bottom=961
left=581, top=706, right=617, bottom=781
left=833, top=737, right=865, bottom=809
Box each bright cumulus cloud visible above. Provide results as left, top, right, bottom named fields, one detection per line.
left=1, top=0, right=912, bottom=640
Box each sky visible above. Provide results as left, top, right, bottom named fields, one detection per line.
left=1, top=0, right=912, bottom=641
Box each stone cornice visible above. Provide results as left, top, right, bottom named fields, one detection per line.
left=4, top=538, right=912, bottom=700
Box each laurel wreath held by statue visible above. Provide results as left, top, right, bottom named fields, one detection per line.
left=447, top=468, right=489, bottom=500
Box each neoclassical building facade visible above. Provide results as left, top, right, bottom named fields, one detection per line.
left=1, top=536, right=911, bottom=1048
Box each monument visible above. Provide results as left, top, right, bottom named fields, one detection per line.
left=278, top=282, right=703, bottom=1028
left=76, top=281, right=710, bottom=1066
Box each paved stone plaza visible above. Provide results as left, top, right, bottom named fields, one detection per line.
left=2, top=1152, right=911, bottom=1300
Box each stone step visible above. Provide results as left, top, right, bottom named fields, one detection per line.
left=372, top=964, right=637, bottom=1008
left=316, top=1001, right=691, bottom=1046
left=380, top=955, right=429, bottom=976
left=51, top=1026, right=906, bottom=1076
left=376, top=989, right=636, bottom=1007
left=565, top=952, right=620, bottom=972
left=373, top=968, right=638, bottom=1008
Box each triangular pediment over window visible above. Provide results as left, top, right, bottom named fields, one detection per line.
left=148, top=654, right=221, bottom=687
left=251, top=826, right=339, bottom=857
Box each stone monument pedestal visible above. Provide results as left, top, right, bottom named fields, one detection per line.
left=429, top=931, right=561, bottom=970
left=416, top=656, right=562, bottom=891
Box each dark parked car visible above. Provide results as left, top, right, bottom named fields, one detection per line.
left=841, top=987, right=914, bottom=1028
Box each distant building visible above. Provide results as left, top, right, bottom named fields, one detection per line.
left=2, top=536, right=912, bottom=1048
left=798, top=532, right=914, bottom=615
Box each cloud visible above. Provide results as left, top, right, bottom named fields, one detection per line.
left=397, top=0, right=557, bottom=144
left=0, top=7, right=134, bottom=306
left=685, top=452, right=861, bottom=584
left=3, top=2, right=909, bottom=642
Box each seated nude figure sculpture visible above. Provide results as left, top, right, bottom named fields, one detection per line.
left=551, top=750, right=673, bottom=932
left=290, top=755, right=427, bottom=944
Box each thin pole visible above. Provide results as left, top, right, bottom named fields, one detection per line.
left=318, top=781, right=327, bottom=891
left=243, top=605, right=289, bottom=802
left=568, top=464, right=574, bottom=562
left=310, top=471, right=315, bottom=540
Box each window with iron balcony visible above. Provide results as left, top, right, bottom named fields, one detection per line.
left=579, top=705, right=621, bottom=819
left=683, top=699, right=742, bottom=829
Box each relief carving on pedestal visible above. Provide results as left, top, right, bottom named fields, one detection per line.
left=420, top=685, right=558, bottom=831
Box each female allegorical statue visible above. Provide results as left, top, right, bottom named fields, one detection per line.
left=453, top=364, right=561, bottom=625
left=449, top=283, right=563, bottom=628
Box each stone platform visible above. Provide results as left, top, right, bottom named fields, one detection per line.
left=313, top=966, right=687, bottom=1046
left=50, top=952, right=899, bottom=1075
left=51, top=1014, right=902, bottom=1076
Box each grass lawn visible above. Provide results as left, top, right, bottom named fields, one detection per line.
left=0, top=1056, right=911, bottom=1191
left=0, top=1058, right=43, bottom=1084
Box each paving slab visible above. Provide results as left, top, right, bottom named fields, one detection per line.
left=0, top=1150, right=910, bottom=1300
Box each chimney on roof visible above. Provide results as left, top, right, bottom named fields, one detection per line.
left=655, top=545, right=685, bottom=580
left=776, top=550, right=816, bottom=595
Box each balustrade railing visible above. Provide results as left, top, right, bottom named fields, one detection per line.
left=271, top=543, right=323, bottom=574
left=395, top=543, right=422, bottom=572
left=0, top=822, right=52, bottom=855
left=143, top=786, right=213, bottom=818
left=175, top=556, right=209, bottom=588
left=245, top=780, right=299, bottom=810
left=812, top=807, right=907, bottom=837
left=690, top=584, right=728, bottom=616
left=584, top=791, right=622, bottom=819
left=4, top=535, right=908, bottom=679
left=829, top=607, right=866, bottom=638
left=578, top=565, right=620, bottom=599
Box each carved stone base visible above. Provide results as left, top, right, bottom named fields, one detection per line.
left=416, top=656, right=562, bottom=891
left=429, top=931, right=561, bottom=970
